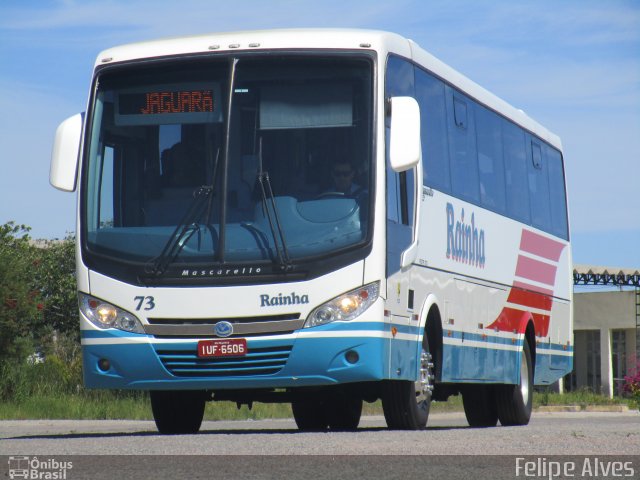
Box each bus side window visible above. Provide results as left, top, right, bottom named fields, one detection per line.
left=98, top=145, right=115, bottom=228
left=476, top=105, right=506, bottom=213
left=447, top=88, right=479, bottom=203
left=546, top=145, right=569, bottom=239
left=385, top=54, right=415, bottom=274
left=527, top=139, right=552, bottom=232
left=503, top=121, right=531, bottom=224
left=400, top=169, right=415, bottom=226
left=415, top=66, right=450, bottom=193
left=386, top=167, right=401, bottom=224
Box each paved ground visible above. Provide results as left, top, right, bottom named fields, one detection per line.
left=2, top=412, right=639, bottom=479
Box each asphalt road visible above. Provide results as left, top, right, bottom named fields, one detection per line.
left=2, top=412, right=639, bottom=479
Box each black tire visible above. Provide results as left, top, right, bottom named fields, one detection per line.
left=325, top=392, right=363, bottom=431
left=496, top=340, right=533, bottom=426
left=292, top=398, right=329, bottom=431
left=462, top=385, right=498, bottom=427
left=382, top=344, right=433, bottom=430
left=150, top=390, right=206, bottom=434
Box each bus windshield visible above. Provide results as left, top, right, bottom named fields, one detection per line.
left=83, top=55, right=373, bottom=279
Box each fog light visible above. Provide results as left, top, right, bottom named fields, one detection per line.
left=345, top=350, right=359, bottom=364
left=98, top=358, right=111, bottom=372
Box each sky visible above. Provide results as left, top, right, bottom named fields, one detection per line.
left=0, top=0, right=638, bottom=270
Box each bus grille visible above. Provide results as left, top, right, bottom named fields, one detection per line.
left=155, top=345, right=292, bottom=377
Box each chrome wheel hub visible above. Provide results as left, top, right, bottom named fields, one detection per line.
left=415, top=349, right=434, bottom=404
left=520, top=352, right=530, bottom=406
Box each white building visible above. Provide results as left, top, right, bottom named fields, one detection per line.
left=567, top=265, right=640, bottom=397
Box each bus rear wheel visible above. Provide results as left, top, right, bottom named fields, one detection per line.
left=382, top=347, right=433, bottom=430
left=496, top=340, right=533, bottom=426
left=462, top=385, right=498, bottom=427
left=150, top=390, right=206, bottom=434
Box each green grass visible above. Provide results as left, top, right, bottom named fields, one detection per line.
left=0, top=388, right=633, bottom=421
left=534, top=387, right=631, bottom=407
left=0, top=392, right=152, bottom=420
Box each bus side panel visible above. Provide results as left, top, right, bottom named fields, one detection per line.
left=441, top=341, right=520, bottom=384
left=534, top=298, right=573, bottom=384
left=386, top=312, right=422, bottom=381
left=414, top=190, right=572, bottom=385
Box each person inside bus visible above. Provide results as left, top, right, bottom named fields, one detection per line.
left=324, top=159, right=368, bottom=227
left=328, top=159, right=364, bottom=196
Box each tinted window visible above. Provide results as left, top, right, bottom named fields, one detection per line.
left=447, top=89, right=479, bottom=203
left=415, top=67, right=450, bottom=191
left=84, top=56, right=374, bottom=265
left=528, top=140, right=552, bottom=232
left=503, top=121, right=530, bottom=223
left=385, top=55, right=415, bottom=98
left=400, top=168, right=415, bottom=225
left=476, top=106, right=506, bottom=213
left=385, top=55, right=415, bottom=274
left=546, top=146, right=569, bottom=239
left=386, top=57, right=568, bottom=241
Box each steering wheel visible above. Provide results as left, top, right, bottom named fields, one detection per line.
left=315, top=191, right=345, bottom=199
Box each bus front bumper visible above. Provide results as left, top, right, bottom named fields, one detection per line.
left=80, top=323, right=398, bottom=390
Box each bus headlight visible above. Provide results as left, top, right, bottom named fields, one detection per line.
left=304, top=282, right=379, bottom=328
left=79, top=293, right=145, bottom=334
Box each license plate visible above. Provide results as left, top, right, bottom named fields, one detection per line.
left=197, top=338, right=247, bottom=358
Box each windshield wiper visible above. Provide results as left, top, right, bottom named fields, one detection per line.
left=145, top=186, right=213, bottom=277
left=256, top=138, right=292, bottom=271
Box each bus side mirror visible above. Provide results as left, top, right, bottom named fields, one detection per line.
left=389, top=96, right=421, bottom=172
left=50, top=113, right=84, bottom=192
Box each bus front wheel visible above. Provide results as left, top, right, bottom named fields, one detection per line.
left=292, top=390, right=362, bottom=431
left=292, top=397, right=329, bottom=431
left=382, top=347, right=433, bottom=430
left=150, top=390, right=206, bottom=434
left=325, top=392, right=362, bottom=430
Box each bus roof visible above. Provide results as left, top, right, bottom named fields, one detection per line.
left=95, top=28, right=561, bottom=150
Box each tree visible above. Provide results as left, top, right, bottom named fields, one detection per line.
left=32, top=235, right=78, bottom=337
left=0, top=222, right=43, bottom=361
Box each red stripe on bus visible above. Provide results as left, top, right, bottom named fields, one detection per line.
left=512, top=281, right=554, bottom=297
left=519, top=230, right=566, bottom=262
left=532, top=312, right=551, bottom=338
left=507, top=286, right=553, bottom=312
left=515, top=255, right=557, bottom=286
left=486, top=307, right=529, bottom=334
left=486, top=307, right=551, bottom=338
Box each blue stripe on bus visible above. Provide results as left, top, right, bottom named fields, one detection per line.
left=81, top=325, right=572, bottom=387
left=538, top=342, right=574, bottom=353
left=441, top=341, right=572, bottom=385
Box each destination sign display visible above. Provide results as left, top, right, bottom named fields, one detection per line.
left=120, top=90, right=214, bottom=115
left=115, top=83, right=222, bottom=126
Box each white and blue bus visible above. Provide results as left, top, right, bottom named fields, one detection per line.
left=50, top=29, right=572, bottom=433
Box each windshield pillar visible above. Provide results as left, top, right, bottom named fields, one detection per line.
left=217, top=57, right=239, bottom=263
